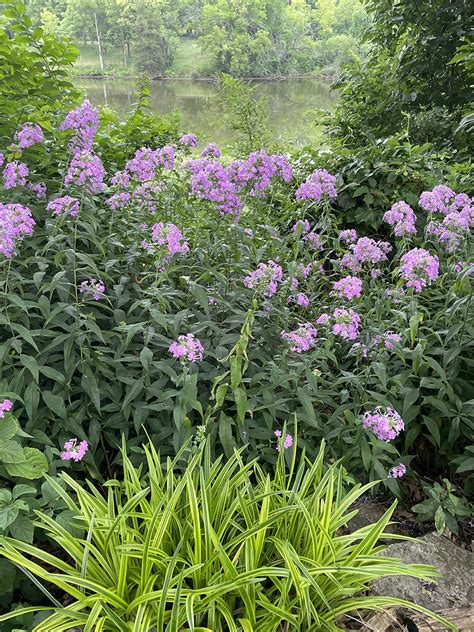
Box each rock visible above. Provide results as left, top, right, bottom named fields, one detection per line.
left=371, top=532, right=474, bottom=611
left=347, top=499, right=399, bottom=535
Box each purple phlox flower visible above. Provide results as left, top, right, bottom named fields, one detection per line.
left=169, top=333, right=204, bottom=362
left=47, top=195, right=80, bottom=219
left=292, top=219, right=311, bottom=235
left=389, top=463, right=407, bottom=478
left=373, top=331, right=402, bottom=350
left=156, top=145, right=175, bottom=170
left=244, top=260, right=283, bottom=296
left=332, top=275, right=362, bottom=301
left=362, top=406, right=404, bottom=441
left=339, top=229, right=357, bottom=244
left=298, top=262, right=315, bottom=279
left=151, top=222, right=189, bottom=256
left=399, top=248, right=439, bottom=292
left=110, top=170, right=131, bottom=187
left=64, top=152, right=105, bottom=194
left=281, top=322, right=317, bottom=353
left=274, top=429, right=293, bottom=451
left=341, top=236, right=391, bottom=273
left=454, top=261, right=474, bottom=275
left=0, top=399, right=13, bottom=418
left=179, top=133, right=198, bottom=147
left=3, top=160, right=29, bottom=189
left=15, top=122, right=44, bottom=150
left=244, top=228, right=254, bottom=237
left=133, top=181, right=161, bottom=213
left=419, top=185, right=455, bottom=214
left=28, top=182, right=47, bottom=199
left=185, top=158, right=243, bottom=218
left=316, top=313, right=330, bottom=325
left=106, top=191, right=132, bottom=211
left=288, top=292, right=310, bottom=307
left=332, top=307, right=361, bottom=340
left=349, top=342, right=370, bottom=358
left=125, top=147, right=159, bottom=181
left=0, top=203, right=35, bottom=258
left=60, top=438, right=88, bottom=462
left=295, top=169, right=337, bottom=203
left=79, top=278, right=105, bottom=301
left=383, top=201, right=417, bottom=237
left=0, top=154, right=4, bottom=167
left=229, top=149, right=291, bottom=196
left=201, top=142, right=222, bottom=158
left=60, top=100, right=99, bottom=154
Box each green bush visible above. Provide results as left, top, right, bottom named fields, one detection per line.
left=0, top=440, right=455, bottom=630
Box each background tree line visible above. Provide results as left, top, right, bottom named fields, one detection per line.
left=24, top=0, right=369, bottom=76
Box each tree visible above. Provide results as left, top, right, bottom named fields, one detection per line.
left=133, top=0, right=180, bottom=76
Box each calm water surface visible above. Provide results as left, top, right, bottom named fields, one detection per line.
left=75, top=78, right=337, bottom=148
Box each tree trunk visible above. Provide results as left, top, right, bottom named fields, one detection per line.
left=94, top=11, right=104, bottom=72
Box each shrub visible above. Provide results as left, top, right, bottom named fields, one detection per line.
left=0, top=440, right=455, bottom=630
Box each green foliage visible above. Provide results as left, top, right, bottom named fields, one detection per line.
left=217, top=75, right=270, bottom=154
left=0, top=440, right=456, bottom=630
left=0, top=1, right=79, bottom=145
left=412, top=479, right=471, bottom=535
left=95, top=76, right=180, bottom=168
left=24, top=0, right=369, bottom=78
left=296, top=136, right=446, bottom=231
left=327, top=0, right=473, bottom=157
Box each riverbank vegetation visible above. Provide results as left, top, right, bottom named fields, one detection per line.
left=25, top=0, right=369, bottom=78
left=0, top=0, right=472, bottom=628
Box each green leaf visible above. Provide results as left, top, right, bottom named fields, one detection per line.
left=81, top=372, right=101, bottom=413
left=20, top=354, right=39, bottom=383
left=0, top=416, right=19, bottom=441
left=140, top=347, right=154, bottom=372
left=9, top=513, right=34, bottom=543
left=0, top=505, right=19, bottom=530
left=42, top=391, right=67, bottom=419
left=0, top=440, right=26, bottom=464
left=0, top=559, right=16, bottom=594
left=4, top=448, right=48, bottom=480
left=434, top=505, right=446, bottom=534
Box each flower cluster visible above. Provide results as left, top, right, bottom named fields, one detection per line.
left=125, top=147, right=159, bottom=181
left=15, top=123, right=44, bottom=150
left=47, top=195, right=80, bottom=219
left=331, top=307, right=361, bottom=340
left=0, top=399, right=13, bottom=418
left=3, top=160, right=29, bottom=189
left=362, top=407, right=404, bottom=441
left=79, top=278, right=105, bottom=301
left=341, top=237, right=391, bottom=273
left=399, top=247, right=439, bottom=292
left=60, top=438, right=89, bottom=461
left=186, top=158, right=243, bottom=218
left=292, top=219, right=323, bottom=250
left=0, top=203, right=35, bottom=257
left=389, top=463, right=406, bottom=478
left=169, top=333, right=203, bottom=362
left=230, top=150, right=292, bottom=195
left=65, top=152, right=105, bottom=194
left=157, top=145, right=175, bottom=170
left=383, top=201, right=417, bottom=237
left=274, top=429, right=293, bottom=451
left=419, top=185, right=457, bottom=215
left=244, top=260, right=283, bottom=296
left=179, top=133, right=198, bottom=147
left=151, top=222, right=189, bottom=256
left=425, top=200, right=473, bottom=252
left=295, top=169, right=337, bottom=203
left=60, top=99, right=99, bottom=154
left=373, top=331, right=402, bottom=350
left=201, top=142, right=221, bottom=158
left=281, top=322, right=318, bottom=353
left=339, top=229, right=357, bottom=244
left=332, top=275, right=362, bottom=301
left=29, top=182, right=47, bottom=199
left=288, top=292, right=310, bottom=307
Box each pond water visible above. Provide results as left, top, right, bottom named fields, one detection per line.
left=75, top=78, right=337, bottom=148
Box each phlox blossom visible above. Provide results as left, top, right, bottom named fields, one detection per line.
left=362, top=406, right=404, bottom=442
left=0, top=399, right=13, bottom=418
left=61, top=438, right=88, bottom=461
left=169, top=333, right=203, bottom=362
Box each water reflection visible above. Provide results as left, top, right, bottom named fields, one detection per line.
left=75, top=77, right=337, bottom=147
